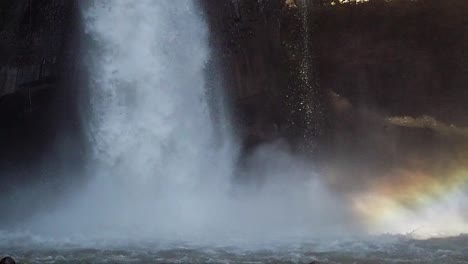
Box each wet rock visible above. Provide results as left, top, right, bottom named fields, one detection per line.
left=0, top=257, right=16, bottom=264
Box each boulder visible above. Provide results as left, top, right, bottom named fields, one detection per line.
left=0, top=257, right=15, bottom=264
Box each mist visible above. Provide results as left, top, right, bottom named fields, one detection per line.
left=0, top=0, right=361, bottom=247
left=321, top=90, right=468, bottom=237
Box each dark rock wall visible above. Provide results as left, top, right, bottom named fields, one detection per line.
left=200, top=0, right=287, bottom=147
left=0, top=0, right=77, bottom=97
left=0, top=0, right=83, bottom=186
left=314, top=0, right=468, bottom=126
left=199, top=0, right=326, bottom=151
left=200, top=0, right=468, bottom=152
left=199, top=0, right=468, bottom=189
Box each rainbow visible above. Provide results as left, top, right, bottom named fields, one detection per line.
left=352, top=164, right=468, bottom=237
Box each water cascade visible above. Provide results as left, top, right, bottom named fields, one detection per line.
left=25, top=0, right=352, bottom=244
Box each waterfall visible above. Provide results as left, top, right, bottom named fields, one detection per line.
left=26, top=0, right=235, bottom=241
left=85, top=0, right=234, bottom=192
left=25, top=0, right=354, bottom=244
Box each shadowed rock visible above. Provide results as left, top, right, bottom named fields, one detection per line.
left=0, top=257, right=16, bottom=264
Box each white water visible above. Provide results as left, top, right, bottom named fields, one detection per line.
left=17, top=0, right=356, bottom=244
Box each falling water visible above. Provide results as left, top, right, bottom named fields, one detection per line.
left=299, top=0, right=311, bottom=87
left=18, top=0, right=356, bottom=244
left=85, top=0, right=232, bottom=188
left=26, top=0, right=237, bottom=241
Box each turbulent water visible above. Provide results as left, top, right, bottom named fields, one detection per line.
left=1, top=234, right=468, bottom=263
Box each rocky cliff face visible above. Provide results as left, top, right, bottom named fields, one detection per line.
left=0, top=0, right=78, bottom=98
left=0, top=0, right=82, bottom=185
left=200, top=0, right=326, bottom=151
left=199, top=0, right=468, bottom=190
left=314, top=0, right=468, bottom=126
left=200, top=0, right=468, bottom=152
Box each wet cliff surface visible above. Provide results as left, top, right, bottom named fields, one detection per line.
left=201, top=0, right=468, bottom=141
left=315, top=0, right=468, bottom=125
left=0, top=0, right=83, bottom=190
left=0, top=0, right=77, bottom=97
left=199, top=0, right=468, bottom=191
left=310, top=0, right=468, bottom=188
left=200, top=0, right=326, bottom=151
